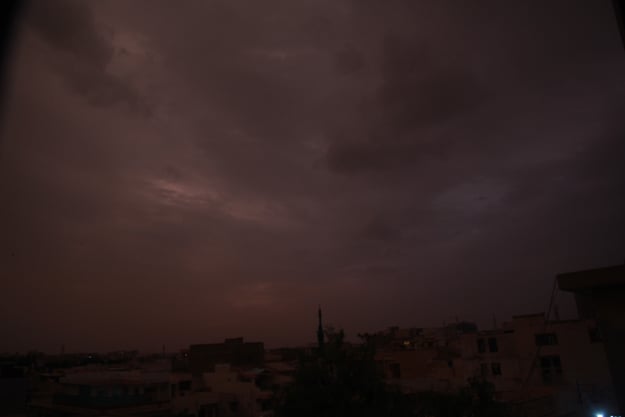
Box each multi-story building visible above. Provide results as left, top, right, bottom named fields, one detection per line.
left=170, top=372, right=219, bottom=417
left=558, top=263, right=625, bottom=415
left=29, top=370, right=173, bottom=417
left=189, top=339, right=264, bottom=376
left=26, top=337, right=280, bottom=417
left=198, top=364, right=272, bottom=417
left=374, top=313, right=617, bottom=416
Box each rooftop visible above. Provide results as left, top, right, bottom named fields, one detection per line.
left=61, top=371, right=169, bottom=386
left=557, top=264, right=625, bottom=291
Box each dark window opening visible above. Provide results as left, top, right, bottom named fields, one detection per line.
left=588, top=327, right=602, bottom=343
left=488, top=338, right=498, bottom=353
left=477, top=339, right=486, bottom=353
left=535, top=333, right=558, bottom=346
left=491, top=362, right=502, bottom=376
left=389, top=363, right=401, bottom=379
left=540, top=355, right=563, bottom=384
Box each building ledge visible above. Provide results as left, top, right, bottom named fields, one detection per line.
left=557, top=264, right=625, bottom=292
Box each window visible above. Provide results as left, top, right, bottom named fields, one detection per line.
left=389, top=363, right=401, bottom=379
left=477, top=338, right=486, bottom=353
left=540, top=355, right=563, bottom=384
left=589, top=327, right=602, bottom=343
left=480, top=363, right=489, bottom=377
left=535, top=333, right=558, bottom=346
left=488, top=337, right=498, bottom=352
left=491, top=362, right=502, bottom=376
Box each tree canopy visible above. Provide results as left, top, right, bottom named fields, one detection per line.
left=275, top=328, right=513, bottom=417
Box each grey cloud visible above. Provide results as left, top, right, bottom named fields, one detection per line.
left=2, top=0, right=625, bottom=351
left=26, top=0, right=111, bottom=66
left=25, top=0, right=148, bottom=114
left=325, top=33, right=488, bottom=175
left=377, top=34, right=488, bottom=128
left=326, top=138, right=417, bottom=174
left=333, top=44, right=366, bottom=75
left=361, top=214, right=402, bottom=242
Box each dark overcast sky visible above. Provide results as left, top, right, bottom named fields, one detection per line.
left=1, top=0, right=625, bottom=353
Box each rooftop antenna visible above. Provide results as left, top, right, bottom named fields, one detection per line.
left=317, top=305, right=325, bottom=352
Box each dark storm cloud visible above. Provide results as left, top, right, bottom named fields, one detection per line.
left=326, top=27, right=489, bottom=175
left=377, top=34, right=487, bottom=127
left=324, top=0, right=624, bottom=178
left=26, top=0, right=110, bottom=66
left=25, top=0, right=148, bottom=113
left=361, top=214, right=402, bottom=242
left=1, top=0, right=625, bottom=351
left=333, top=44, right=366, bottom=75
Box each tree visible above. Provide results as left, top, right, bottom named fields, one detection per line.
left=275, top=329, right=414, bottom=417
left=413, top=378, right=513, bottom=417
left=276, top=328, right=513, bottom=417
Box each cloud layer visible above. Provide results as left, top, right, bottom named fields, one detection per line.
left=1, top=0, right=625, bottom=352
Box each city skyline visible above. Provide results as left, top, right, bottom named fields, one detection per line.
left=2, top=0, right=625, bottom=353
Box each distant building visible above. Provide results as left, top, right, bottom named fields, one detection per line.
left=30, top=370, right=172, bottom=417
left=170, top=372, right=219, bottom=417
left=189, top=338, right=264, bottom=376
left=0, top=360, right=30, bottom=416
left=198, top=364, right=272, bottom=417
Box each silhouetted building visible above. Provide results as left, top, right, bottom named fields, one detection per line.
left=30, top=371, right=172, bottom=417
left=189, top=338, right=264, bottom=375
left=0, top=360, right=30, bottom=416
left=374, top=313, right=616, bottom=416
left=558, top=263, right=625, bottom=415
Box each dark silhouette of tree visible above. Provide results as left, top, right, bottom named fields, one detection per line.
left=275, top=329, right=414, bottom=417
left=413, top=378, right=513, bottom=417
left=276, top=327, right=514, bottom=417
